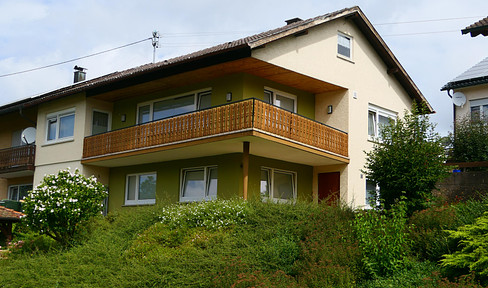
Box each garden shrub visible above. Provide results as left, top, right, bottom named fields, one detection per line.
left=22, top=168, right=107, bottom=246
left=441, top=210, right=488, bottom=285
left=353, top=200, right=411, bottom=278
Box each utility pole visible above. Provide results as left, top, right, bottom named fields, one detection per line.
left=152, top=31, right=160, bottom=63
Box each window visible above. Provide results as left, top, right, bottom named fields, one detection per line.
left=260, top=167, right=296, bottom=201
left=470, top=98, right=488, bottom=120
left=137, top=90, right=211, bottom=124
left=11, top=130, right=23, bottom=147
left=180, top=166, right=218, bottom=202
left=8, top=184, right=32, bottom=201
left=125, top=172, right=156, bottom=205
left=92, top=110, right=110, bottom=135
left=46, top=109, right=75, bottom=142
left=264, top=89, right=297, bottom=113
left=368, top=105, right=396, bottom=140
left=338, top=33, right=352, bottom=59
left=365, top=180, right=379, bottom=209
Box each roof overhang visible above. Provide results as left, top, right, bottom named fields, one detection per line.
left=441, top=76, right=488, bottom=91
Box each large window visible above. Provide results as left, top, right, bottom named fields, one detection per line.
left=337, top=32, right=352, bottom=59
left=365, top=180, right=379, bottom=209
left=137, top=90, right=211, bottom=124
left=470, top=98, right=488, bottom=120
left=180, top=166, right=218, bottom=202
left=125, top=172, right=157, bottom=205
left=92, top=110, right=110, bottom=135
left=8, top=184, right=32, bottom=201
left=368, top=105, right=396, bottom=141
left=264, top=89, right=297, bottom=113
left=260, top=167, right=296, bottom=202
left=46, top=108, right=75, bottom=142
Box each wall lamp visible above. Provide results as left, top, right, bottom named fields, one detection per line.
left=327, top=105, right=333, bottom=114
left=226, top=92, right=232, bottom=102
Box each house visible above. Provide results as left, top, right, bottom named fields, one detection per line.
left=0, top=6, right=432, bottom=211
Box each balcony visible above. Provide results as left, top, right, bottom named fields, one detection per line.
left=0, top=145, right=36, bottom=175
left=82, top=99, right=348, bottom=166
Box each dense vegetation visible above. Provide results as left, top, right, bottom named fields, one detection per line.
left=1, top=197, right=488, bottom=287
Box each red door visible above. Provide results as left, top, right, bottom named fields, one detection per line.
left=318, top=172, right=340, bottom=205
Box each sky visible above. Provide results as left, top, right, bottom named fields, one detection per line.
left=0, top=0, right=487, bottom=136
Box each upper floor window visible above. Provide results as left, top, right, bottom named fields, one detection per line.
left=180, top=166, right=218, bottom=202
left=137, top=90, right=211, bottom=124
left=125, top=172, right=156, bottom=206
left=368, top=105, right=396, bottom=141
left=92, top=110, right=111, bottom=135
left=46, top=108, right=75, bottom=142
left=470, top=98, right=488, bottom=120
left=338, top=32, right=352, bottom=60
left=260, top=167, right=296, bottom=202
left=8, top=184, right=32, bottom=201
left=264, top=88, right=297, bottom=113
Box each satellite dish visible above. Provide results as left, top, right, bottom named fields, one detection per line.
left=452, top=92, right=466, bottom=107
left=21, top=127, right=36, bottom=145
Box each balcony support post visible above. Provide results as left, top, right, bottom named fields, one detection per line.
left=242, top=141, right=250, bottom=200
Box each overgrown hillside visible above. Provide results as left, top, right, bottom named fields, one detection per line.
left=0, top=198, right=487, bottom=287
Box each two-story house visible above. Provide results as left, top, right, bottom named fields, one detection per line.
left=0, top=6, right=432, bottom=211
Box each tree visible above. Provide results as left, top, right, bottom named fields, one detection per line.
left=449, top=115, right=488, bottom=165
left=363, top=103, right=450, bottom=213
left=23, top=169, right=107, bottom=246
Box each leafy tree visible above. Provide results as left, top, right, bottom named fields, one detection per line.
left=363, top=103, right=450, bottom=213
left=23, top=169, right=107, bottom=246
left=449, top=115, right=488, bottom=165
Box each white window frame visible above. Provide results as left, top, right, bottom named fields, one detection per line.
left=470, top=98, right=488, bottom=120
left=91, top=109, right=112, bottom=135
left=136, top=89, right=212, bottom=124
left=368, top=104, right=397, bottom=141
left=124, top=172, right=157, bottom=206
left=264, top=88, right=297, bottom=113
left=180, top=166, right=218, bottom=202
left=8, top=184, right=33, bottom=201
left=337, top=32, right=353, bottom=61
left=45, top=108, right=76, bottom=144
left=260, top=167, right=297, bottom=202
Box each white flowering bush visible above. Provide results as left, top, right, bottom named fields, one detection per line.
left=23, top=169, right=107, bottom=246
left=158, top=199, right=249, bottom=230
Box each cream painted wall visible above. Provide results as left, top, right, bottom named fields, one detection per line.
left=253, top=18, right=414, bottom=208
left=33, top=94, right=112, bottom=187
left=0, top=179, right=7, bottom=199
left=453, top=84, right=488, bottom=122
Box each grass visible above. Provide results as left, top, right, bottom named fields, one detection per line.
left=0, top=198, right=487, bottom=287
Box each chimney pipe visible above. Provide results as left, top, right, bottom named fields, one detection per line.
left=73, top=65, right=86, bottom=83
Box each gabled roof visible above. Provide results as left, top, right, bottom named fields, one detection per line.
left=462, top=16, right=488, bottom=37
left=0, top=206, right=24, bottom=222
left=0, top=6, right=432, bottom=114
left=441, top=57, right=488, bottom=91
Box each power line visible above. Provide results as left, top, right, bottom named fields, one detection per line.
left=374, top=15, right=485, bottom=26
left=0, top=38, right=151, bottom=78
left=382, top=30, right=460, bottom=36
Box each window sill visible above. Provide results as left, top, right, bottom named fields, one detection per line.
left=123, top=201, right=156, bottom=207
left=42, top=137, right=75, bottom=147
left=337, top=54, right=355, bottom=64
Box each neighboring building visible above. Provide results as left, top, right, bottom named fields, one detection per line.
left=462, top=16, right=488, bottom=37
left=0, top=6, right=432, bottom=211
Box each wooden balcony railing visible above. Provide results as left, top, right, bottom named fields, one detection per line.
left=0, top=145, right=36, bottom=173
left=83, top=99, right=348, bottom=160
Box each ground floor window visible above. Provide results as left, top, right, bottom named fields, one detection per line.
left=365, top=180, right=379, bottom=208
left=180, top=166, right=218, bottom=202
left=260, top=167, right=296, bottom=201
left=125, top=172, right=156, bottom=205
left=8, top=184, right=32, bottom=201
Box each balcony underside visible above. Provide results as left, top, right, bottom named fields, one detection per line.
left=82, top=129, right=348, bottom=168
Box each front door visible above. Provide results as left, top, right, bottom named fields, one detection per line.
left=318, top=172, right=340, bottom=205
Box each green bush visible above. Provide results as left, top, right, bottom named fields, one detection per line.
left=441, top=210, right=488, bottom=285
left=449, top=115, right=488, bottom=166
left=353, top=200, right=411, bottom=278
left=22, top=169, right=107, bottom=246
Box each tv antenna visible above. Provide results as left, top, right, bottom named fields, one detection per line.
left=152, top=31, right=160, bottom=63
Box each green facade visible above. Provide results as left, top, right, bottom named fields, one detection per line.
left=107, top=153, right=313, bottom=212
